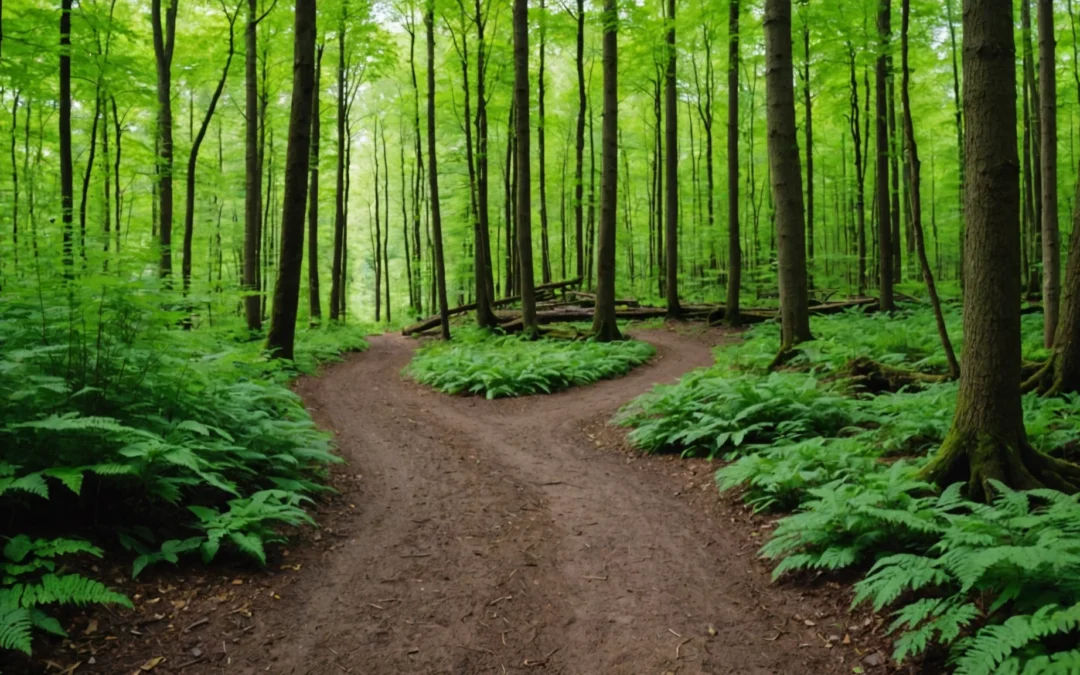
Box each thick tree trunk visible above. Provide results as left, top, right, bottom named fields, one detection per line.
left=763, top=0, right=812, bottom=351
left=151, top=0, right=177, bottom=282
left=514, top=0, right=538, bottom=335
left=60, top=0, right=73, bottom=275
left=875, top=0, right=893, bottom=310
left=1038, top=0, right=1060, bottom=347
left=592, top=0, right=620, bottom=342
left=475, top=0, right=496, bottom=326
left=308, top=44, right=324, bottom=323
left=265, top=0, right=316, bottom=360
left=900, top=0, right=958, bottom=379
left=664, top=0, right=680, bottom=315
left=244, top=0, right=263, bottom=329
left=921, top=0, right=1080, bottom=499
left=183, top=6, right=236, bottom=296
left=724, top=0, right=741, bottom=326
left=426, top=1, right=451, bottom=339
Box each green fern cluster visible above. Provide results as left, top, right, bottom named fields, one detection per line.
left=616, top=370, right=858, bottom=459
left=405, top=327, right=655, bottom=399
left=1, top=536, right=131, bottom=655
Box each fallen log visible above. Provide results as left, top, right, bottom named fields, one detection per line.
left=401, top=278, right=581, bottom=336
left=566, top=290, right=641, bottom=307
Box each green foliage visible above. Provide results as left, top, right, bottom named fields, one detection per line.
left=616, top=370, right=857, bottom=459
left=1, top=536, right=130, bottom=655
left=405, top=327, right=655, bottom=398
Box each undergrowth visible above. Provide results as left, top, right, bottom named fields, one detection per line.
left=405, top=326, right=655, bottom=398
left=0, top=274, right=368, bottom=656
left=617, top=305, right=1080, bottom=673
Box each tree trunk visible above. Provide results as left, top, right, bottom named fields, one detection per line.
left=945, top=0, right=963, bottom=287
left=763, top=0, right=812, bottom=351
left=724, top=0, right=741, bottom=326
left=330, top=2, right=348, bottom=322
left=574, top=0, right=585, bottom=281
left=184, top=5, right=237, bottom=296
left=373, top=120, right=382, bottom=321
left=921, top=0, right=1080, bottom=499
left=266, top=0, right=316, bottom=359
left=1022, top=0, right=1043, bottom=297
left=244, top=0, right=263, bottom=329
left=382, top=122, right=391, bottom=323
left=592, top=0, right=620, bottom=342
left=664, top=0, right=680, bottom=315
left=900, top=0, right=958, bottom=378
left=888, top=69, right=901, bottom=283
left=514, top=0, right=538, bottom=334
left=151, top=0, right=177, bottom=283
left=875, top=0, right=894, bottom=310
left=849, top=46, right=867, bottom=296
left=426, top=0, right=451, bottom=339
left=801, top=3, right=813, bottom=291
left=78, top=94, right=100, bottom=265
left=1038, top=0, right=1060, bottom=347
left=308, top=44, right=324, bottom=323
left=475, top=0, right=497, bottom=326
left=538, top=0, right=551, bottom=284
left=60, top=0, right=74, bottom=275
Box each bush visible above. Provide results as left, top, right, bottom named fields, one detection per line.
left=405, top=327, right=655, bottom=398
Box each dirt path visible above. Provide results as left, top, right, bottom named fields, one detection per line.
left=215, top=326, right=861, bottom=675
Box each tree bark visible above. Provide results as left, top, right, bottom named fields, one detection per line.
left=513, top=0, right=538, bottom=334
left=848, top=46, right=867, bottom=296
left=921, top=0, right=1080, bottom=498
left=664, top=0, right=680, bottom=315
left=945, top=0, right=963, bottom=286
left=1022, top=0, right=1043, bottom=296
left=592, top=0, right=621, bottom=341
left=266, top=0, right=316, bottom=359
left=244, top=0, right=263, bottom=329
left=538, top=0, right=551, bottom=284
left=875, top=0, right=894, bottom=310
left=1038, top=0, right=1060, bottom=347
left=900, top=0, right=958, bottom=379
left=724, top=0, right=741, bottom=326
left=888, top=68, right=901, bottom=283
left=474, top=0, right=497, bottom=325
left=801, top=3, right=813, bottom=290
left=60, top=0, right=74, bottom=275
left=763, top=0, right=812, bottom=351
left=308, top=44, right=324, bottom=323
left=426, top=0, right=451, bottom=339
left=330, top=1, right=348, bottom=322
left=573, top=0, right=585, bottom=281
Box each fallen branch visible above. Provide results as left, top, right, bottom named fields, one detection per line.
left=402, top=278, right=582, bottom=336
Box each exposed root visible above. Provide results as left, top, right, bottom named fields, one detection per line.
left=1021, top=355, right=1056, bottom=395
left=845, top=357, right=950, bottom=394
left=768, top=345, right=802, bottom=371
left=919, top=429, right=1080, bottom=501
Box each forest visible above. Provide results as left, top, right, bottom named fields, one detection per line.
left=4, top=0, right=1080, bottom=671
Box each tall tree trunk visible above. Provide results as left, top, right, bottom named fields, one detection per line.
left=538, top=0, right=551, bottom=284
left=724, top=0, right=741, bottom=325
left=514, top=0, right=538, bottom=334
left=59, top=0, right=73, bottom=275
left=373, top=120, right=382, bottom=321
left=244, top=0, right=263, bottom=329
left=183, top=4, right=237, bottom=296
left=900, top=0, right=958, bottom=378
left=78, top=94, right=101, bottom=264
left=330, top=1, right=348, bottom=322
left=266, top=0, right=315, bottom=359
left=475, top=0, right=496, bottom=325
left=849, top=46, right=867, bottom=295
left=151, top=0, right=178, bottom=282
left=653, top=74, right=663, bottom=296
left=382, top=122, right=391, bottom=323
left=1038, top=0, right=1060, bottom=347
left=308, top=44, right=324, bottom=323
left=426, top=0, right=451, bottom=339
left=888, top=69, right=901, bottom=282
left=945, top=0, right=963, bottom=286
left=592, top=0, right=620, bottom=341
left=664, top=0, right=680, bottom=315
left=764, top=0, right=812, bottom=351
left=801, top=3, right=813, bottom=291
left=921, top=0, right=1080, bottom=499
left=1022, top=0, right=1043, bottom=296
left=573, top=0, right=585, bottom=281
left=406, top=9, right=424, bottom=313
left=875, top=0, right=894, bottom=310
left=10, top=92, right=20, bottom=273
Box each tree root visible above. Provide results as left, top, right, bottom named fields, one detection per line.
left=768, top=345, right=802, bottom=371
left=845, top=357, right=951, bottom=394
left=1021, top=356, right=1057, bottom=395
left=919, top=429, right=1080, bottom=501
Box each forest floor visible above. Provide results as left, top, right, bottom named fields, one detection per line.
left=25, top=326, right=894, bottom=675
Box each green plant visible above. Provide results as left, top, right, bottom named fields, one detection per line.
left=0, top=536, right=130, bottom=655
left=405, top=327, right=655, bottom=398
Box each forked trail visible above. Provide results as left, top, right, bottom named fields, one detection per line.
left=229, top=327, right=855, bottom=675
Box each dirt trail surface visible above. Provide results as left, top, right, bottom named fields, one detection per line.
left=16, top=326, right=883, bottom=675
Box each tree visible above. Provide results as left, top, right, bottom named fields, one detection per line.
left=308, top=43, right=324, bottom=324
left=538, top=0, right=551, bottom=284
left=921, top=0, right=1080, bottom=499
left=330, top=0, right=350, bottom=322
left=874, top=0, right=893, bottom=311
left=763, top=0, right=812, bottom=354
left=243, top=0, right=266, bottom=330
left=266, top=0, right=316, bottom=360
left=724, top=0, right=741, bottom=326
left=1038, top=0, right=1060, bottom=347
left=572, top=0, right=585, bottom=281
left=183, top=1, right=239, bottom=296
left=592, top=0, right=620, bottom=342
left=60, top=0, right=74, bottom=275
left=899, top=0, right=957, bottom=379
left=513, top=0, right=538, bottom=335
left=664, top=0, right=679, bottom=316
left=426, top=0, right=451, bottom=339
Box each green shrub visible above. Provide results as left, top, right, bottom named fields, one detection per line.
left=405, top=327, right=655, bottom=398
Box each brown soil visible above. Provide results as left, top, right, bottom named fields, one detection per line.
left=12, top=325, right=893, bottom=675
